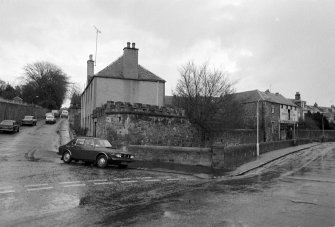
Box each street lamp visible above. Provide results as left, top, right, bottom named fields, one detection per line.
left=256, top=99, right=261, bottom=156
left=322, top=114, right=325, bottom=140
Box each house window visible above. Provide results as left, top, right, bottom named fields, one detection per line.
left=281, top=105, right=283, bottom=109
left=271, top=105, right=275, bottom=114
left=288, top=109, right=291, bottom=120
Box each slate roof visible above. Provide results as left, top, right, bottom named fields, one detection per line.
left=234, top=89, right=297, bottom=106
left=95, top=56, right=165, bottom=82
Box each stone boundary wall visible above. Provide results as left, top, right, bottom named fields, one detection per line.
left=297, top=130, right=335, bottom=139
left=93, top=101, right=185, bottom=119
left=212, top=138, right=312, bottom=170
left=93, top=101, right=201, bottom=147
left=127, top=145, right=212, bottom=167
left=0, top=100, right=47, bottom=122
left=212, top=129, right=264, bottom=147
left=125, top=138, right=315, bottom=170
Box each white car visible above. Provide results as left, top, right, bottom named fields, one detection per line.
left=45, top=113, right=56, bottom=124
left=61, top=110, right=68, bottom=118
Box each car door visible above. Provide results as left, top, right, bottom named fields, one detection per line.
left=71, top=138, right=85, bottom=160
left=78, top=138, right=96, bottom=161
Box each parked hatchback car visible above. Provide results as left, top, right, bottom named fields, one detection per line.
left=60, top=110, right=68, bottom=118
left=58, top=137, right=135, bottom=168
left=21, top=116, right=37, bottom=126
left=0, top=120, right=20, bottom=133
left=45, top=113, right=56, bottom=124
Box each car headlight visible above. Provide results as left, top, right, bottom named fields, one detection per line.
left=115, top=154, right=122, bottom=158
left=130, top=155, right=134, bottom=159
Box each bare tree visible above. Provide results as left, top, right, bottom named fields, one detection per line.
left=68, top=83, right=81, bottom=108
left=173, top=61, right=242, bottom=140
left=22, top=62, right=69, bottom=109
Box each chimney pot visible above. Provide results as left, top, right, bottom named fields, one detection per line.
left=89, top=54, right=93, bottom=60
left=127, top=42, right=131, bottom=48
left=132, top=42, right=136, bottom=48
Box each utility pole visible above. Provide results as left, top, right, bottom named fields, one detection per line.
left=93, top=25, right=101, bottom=66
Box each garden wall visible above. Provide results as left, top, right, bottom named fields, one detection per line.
left=0, top=100, right=47, bottom=122
left=127, top=145, right=212, bottom=167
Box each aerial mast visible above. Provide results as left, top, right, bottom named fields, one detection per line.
left=93, top=25, right=101, bottom=66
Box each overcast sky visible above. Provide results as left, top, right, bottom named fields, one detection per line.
left=0, top=0, right=334, bottom=106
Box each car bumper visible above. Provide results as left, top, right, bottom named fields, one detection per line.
left=22, top=121, right=34, bottom=125
left=0, top=128, right=15, bottom=132
left=108, top=157, right=135, bottom=164
left=46, top=120, right=56, bottom=123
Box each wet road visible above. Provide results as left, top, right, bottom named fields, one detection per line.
left=0, top=119, right=204, bottom=227
left=130, top=143, right=335, bottom=227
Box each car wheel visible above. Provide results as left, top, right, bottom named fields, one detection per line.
left=96, top=155, right=108, bottom=168
left=62, top=151, right=72, bottom=164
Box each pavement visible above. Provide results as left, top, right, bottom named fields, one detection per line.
left=229, top=142, right=321, bottom=177
left=58, top=118, right=72, bottom=146
left=57, top=120, right=321, bottom=178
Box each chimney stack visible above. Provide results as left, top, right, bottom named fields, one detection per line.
left=87, top=54, right=94, bottom=84
left=295, top=92, right=301, bottom=101
left=123, top=42, right=139, bottom=79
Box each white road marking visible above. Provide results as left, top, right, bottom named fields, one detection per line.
left=136, top=177, right=153, bottom=179
left=24, top=183, right=49, bottom=188
left=114, top=178, right=131, bottom=181
left=0, top=186, right=13, bottom=190
left=63, top=184, right=86, bottom=188
left=0, top=190, right=15, bottom=194
left=121, top=180, right=138, bottom=183
left=166, top=178, right=180, bottom=181
left=59, top=181, right=81, bottom=184
left=144, top=179, right=161, bottom=182
left=27, top=187, right=54, bottom=191
left=87, top=179, right=107, bottom=182
left=93, top=182, right=115, bottom=185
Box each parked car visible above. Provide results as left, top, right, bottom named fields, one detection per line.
left=45, top=113, right=56, bottom=124
left=57, top=137, right=135, bottom=168
left=52, top=110, right=60, bottom=118
left=21, top=116, right=37, bottom=126
left=60, top=110, right=68, bottom=118
left=0, top=120, right=20, bottom=133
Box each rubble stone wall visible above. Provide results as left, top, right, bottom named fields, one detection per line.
left=94, top=101, right=202, bottom=147
left=0, top=100, right=47, bottom=122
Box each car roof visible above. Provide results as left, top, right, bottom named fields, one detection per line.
left=1, top=120, right=15, bottom=122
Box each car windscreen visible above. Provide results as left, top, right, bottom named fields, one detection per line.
left=94, top=139, right=112, bottom=148
left=0, top=120, right=14, bottom=125
left=24, top=116, right=33, bottom=120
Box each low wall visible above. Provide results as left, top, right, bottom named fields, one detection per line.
left=128, top=145, right=212, bottom=167
left=212, top=138, right=313, bottom=170
left=126, top=138, right=314, bottom=170
left=212, top=129, right=264, bottom=146
left=0, top=100, right=47, bottom=122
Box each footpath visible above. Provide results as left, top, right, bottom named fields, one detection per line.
left=57, top=120, right=321, bottom=178
left=228, top=142, right=320, bottom=177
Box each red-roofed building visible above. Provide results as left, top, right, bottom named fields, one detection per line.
left=81, top=42, right=166, bottom=136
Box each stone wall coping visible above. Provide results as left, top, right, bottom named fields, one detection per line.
left=128, top=144, right=211, bottom=152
